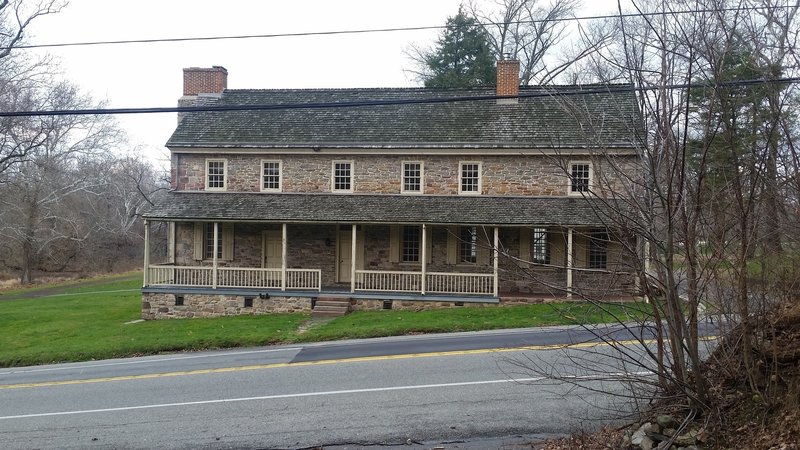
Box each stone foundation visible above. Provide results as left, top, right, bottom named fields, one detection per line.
left=142, top=292, right=311, bottom=319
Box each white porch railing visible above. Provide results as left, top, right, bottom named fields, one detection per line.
left=426, top=272, right=494, bottom=295
left=355, top=270, right=422, bottom=292
left=146, top=266, right=321, bottom=291
left=355, top=270, right=495, bottom=296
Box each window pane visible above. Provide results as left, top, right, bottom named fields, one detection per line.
left=401, top=226, right=421, bottom=262
left=571, top=164, right=590, bottom=192
left=459, top=226, right=477, bottom=263
left=334, top=162, right=352, bottom=191
left=262, top=161, right=280, bottom=190
left=589, top=229, right=608, bottom=269
left=207, top=161, right=225, bottom=189
left=460, top=163, right=479, bottom=193
left=403, top=163, right=421, bottom=192
left=204, top=224, right=222, bottom=259
left=532, top=228, right=549, bottom=264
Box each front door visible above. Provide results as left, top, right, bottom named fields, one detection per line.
left=263, top=230, right=282, bottom=268
left=337, top=228, right=364, bottom=283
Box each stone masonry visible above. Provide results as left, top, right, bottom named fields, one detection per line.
left=174, top=153, right=638, bottom=197
left=142, top=292, right=311, bottom=319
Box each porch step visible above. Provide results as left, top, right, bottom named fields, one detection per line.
left=312, top=297, right=351, bottom=318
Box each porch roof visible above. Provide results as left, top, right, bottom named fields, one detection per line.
left=144, top=192, right=626, bottom=227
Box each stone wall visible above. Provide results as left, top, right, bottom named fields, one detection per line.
left=174, top=153, right=639, bottom=197
left=142, top=292, right=311, bottom=319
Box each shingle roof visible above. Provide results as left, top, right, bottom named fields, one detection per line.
left=167, top=85, right=642, bottom=150
left=144, top=192, right=623, bottom=226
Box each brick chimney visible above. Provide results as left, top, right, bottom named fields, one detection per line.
left=178, top=66, right=227, bottom=123
left=183, top=66, right=228, bottom=96
left=496, top=59, right=520, bottom=104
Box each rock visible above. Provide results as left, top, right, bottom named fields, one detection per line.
left=632, top=423, right=653, bottom=446
left=622, top=431, right=632, bottom=448
left=640, top=436, right=655, bottom=450
left=656, top=414, right=679, bottom=429
left=664, top=428, right=678, bottom=437
left=675, top=429, right=699, bottom=446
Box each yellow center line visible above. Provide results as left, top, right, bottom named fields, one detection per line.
left=0, top=336, right=717, bottom=390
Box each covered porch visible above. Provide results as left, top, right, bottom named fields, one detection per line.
left=141, top=192, right=637, bottom=308
left=143, top=222, right=501, bottom=298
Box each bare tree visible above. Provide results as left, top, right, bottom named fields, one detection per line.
left=0, top=80, right=125, bottom=283
left=465, top=0, right=608, bottom=84
left=0, top=0, right=66, bottom=179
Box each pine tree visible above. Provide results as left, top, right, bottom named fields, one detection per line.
left=421, top=11, right=496, bottom=88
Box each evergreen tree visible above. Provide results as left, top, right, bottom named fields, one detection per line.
left=421, top=11, right=496, bottom=88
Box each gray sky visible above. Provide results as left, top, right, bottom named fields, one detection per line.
left=25, top=0, right=621, bottom=164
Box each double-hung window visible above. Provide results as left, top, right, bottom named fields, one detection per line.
left=204, top=223, right=223, bottom=259
left=261, top=160, right=281, bottom=191
left=332, top=161, right=353, bottom=192
left=569, top=162, right=591, bottom=194
left=531, top=228, right=549, bottom=264
left=459, top=162, right=481, bottom=195
left=206, top=159, right=226, bottom=190
left=459, top=226, right=478, bottom=263
left=589, top=229, right=609, bottom=269
left=401, top=226, right=421, bottom=263
left=402, top=162, right=423, bottom=194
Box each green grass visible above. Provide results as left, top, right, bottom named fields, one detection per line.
left=0, top=270, right=141, bottom=297
left=297, top=302, right=649, bottom=342
left=0, top=277, right=303, bottom=367
left=0, top=275, right=650, bottom=367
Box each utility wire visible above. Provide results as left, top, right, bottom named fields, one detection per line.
left=5, top=4, right=794, bottom=51
left=1, top=77, right=797, bottom=118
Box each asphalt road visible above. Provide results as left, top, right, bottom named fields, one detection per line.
left=0, top=324, right=718, bottom=449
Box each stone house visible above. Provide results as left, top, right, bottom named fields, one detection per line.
left=141, top=61, right=643, bottom=319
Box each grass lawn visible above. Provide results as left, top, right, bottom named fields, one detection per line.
left=0, top=274, right=649, bottom=367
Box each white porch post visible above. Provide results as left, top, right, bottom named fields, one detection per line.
left=566, top=227, right=573, bottom=299
left=212, top=222, right=219, bottom=289
left=350, top=224, right=357, bottom=293
left=493, top=226, right=499, bottom=297
left=281, top=223, right=287, bottom=291
left=421, top=223, right=427, bottom=294
left=142, top=220, right=150, bottom=287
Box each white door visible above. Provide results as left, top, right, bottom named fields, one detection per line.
left=263, top=231, right=282, bottom=268
left=337, top=229, right=364, bottom=283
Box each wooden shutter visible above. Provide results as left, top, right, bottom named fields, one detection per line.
left=167, top=222, right=176, bottom=263
left=446, top=226, right=458, bottom=264
left=476, top=231, right=490, bottom=266
left=519, top=228, right=530, bottom=268
left=222, top=223, right=234, bottom=261
left=193, top=222, right=204, bottom=260
left=425, top=226, right=432, bottom=263
left=389, top=225, right=400, bottom=263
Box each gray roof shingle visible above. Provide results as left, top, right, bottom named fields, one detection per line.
left=144, top=192, right=623, bottom=227
left=167, top=85, right=642, bottom=150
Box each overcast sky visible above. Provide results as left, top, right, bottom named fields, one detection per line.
left=25, top=0, right=623, bottom=164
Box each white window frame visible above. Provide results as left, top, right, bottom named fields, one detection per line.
left=205, top=158, right=227, bottom=191
left=459, top=226, right=478, bottom=264
left=401, top=161, right=424, bottom=194
left=458, top=161, right=482, bottom=195
left=531, top=227, right=549, bottom=264
left=331, top=160, right=354, bottom=193
left=260, top=159, right=282, bottom=192
left=568, top=161, right=592, bottom=195
left=400, top=225, right=421, bottom=263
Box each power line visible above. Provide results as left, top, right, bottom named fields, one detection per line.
left=5, top=4, right=794, bottom=51
left=1, top=77, right=797, bottom=118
